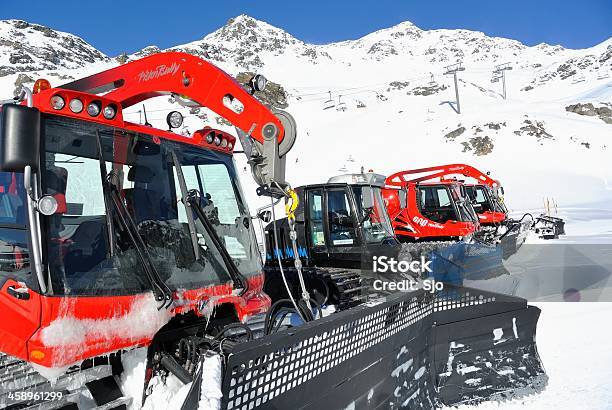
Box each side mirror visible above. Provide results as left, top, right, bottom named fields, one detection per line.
left=0, top=105, right=41, bottom=172
left=499, top=187, right=505, bottom=196
left=362, top=187, right=375, bottom=209
left=258, top=210, right=272, bottom=223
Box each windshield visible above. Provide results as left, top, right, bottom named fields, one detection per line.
left=452, top=184, right=479, bottom=223
left=42, top=115, right=260, bottom=296
left=488, top=186, right=508, bottom=213
left=351, top=186, right=394, bottom=243
left=470, top=185, right=507, bottom=214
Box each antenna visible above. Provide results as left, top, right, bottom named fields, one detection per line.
left=444, top=62, right=465, bottom=114
left=492, top=63, right=512, bottom=99
left=142, top=104, right=152, bottom=127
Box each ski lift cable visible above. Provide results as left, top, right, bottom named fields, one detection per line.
left=287, top=67, right=499, bottom=98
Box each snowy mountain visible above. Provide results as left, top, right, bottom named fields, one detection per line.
left=0, top=20, right=108, bottom=78
left=1, top=15, right=611, bottom=212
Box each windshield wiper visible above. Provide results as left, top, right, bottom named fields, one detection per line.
left=95, top=132, right=172, bottom=308
left=108, top=185, right=173, bottom=308
left=169, top=150, right=247, bottom=292
left=185, top=189, right=247, bottom=292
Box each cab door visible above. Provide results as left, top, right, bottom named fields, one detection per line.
left=323, top=187, right=362, bottom=268
left=303, top=188, right=328, bottom=265
left=0, top=171, right=42, bottom=360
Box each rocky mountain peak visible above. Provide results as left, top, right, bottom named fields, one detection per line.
left=0, top=19, right=108, bottom=77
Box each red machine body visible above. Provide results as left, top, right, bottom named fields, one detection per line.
left=0, top=52, right=283, bottom=368
left=394, top=163, right=509, bottom=226
left=384, top=167, right=480, bottom=242
left=383, top=181, right=478, bottom=241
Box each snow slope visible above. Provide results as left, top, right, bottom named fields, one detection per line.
left=449, top=302, right=612, bottom=410
left=1, top=15, right=610, bottom=215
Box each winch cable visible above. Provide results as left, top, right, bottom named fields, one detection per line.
left=274, top=181, right=314, bottom=315
left=270, top=194, right=308, bottom=324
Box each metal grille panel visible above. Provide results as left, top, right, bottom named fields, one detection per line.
left=222, top=285, right=525, bottom=410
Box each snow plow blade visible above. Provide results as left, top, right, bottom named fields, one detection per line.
left=181, top=286, right=546, bottom=409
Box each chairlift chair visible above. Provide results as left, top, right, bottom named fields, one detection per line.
left=336, top=95, right=347, bottom=112
left=323, top=91, right=335, bottom=110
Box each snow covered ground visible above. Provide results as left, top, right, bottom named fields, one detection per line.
left=451, top=302, right=612, bottom=410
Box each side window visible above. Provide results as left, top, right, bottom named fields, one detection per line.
left=0, top=172, right=30, bottom=277
left=437, top=188, right=451, bottom=207
left=307, top=190, right=325, bottom=246
left=326, top=190, right=356, bottom=246
left=475, top=188, right=487, bottom=204
left=198, top=163, right=241, bottom=225
left=418, top=187, right=456, bottom=223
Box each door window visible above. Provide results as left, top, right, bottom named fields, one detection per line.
left=326, top=190, right=356, bottom=245
left=307, top=190, right=325, bottom=246
left=0, top=172, right=30, bottom=277
left=418, top=186, right=458, bottom=223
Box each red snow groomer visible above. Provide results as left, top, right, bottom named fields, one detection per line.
left=1, top=55, right=547, bottom=410
left=383, top=167, right=480, bottom=242
left=0, top=52, right=297, bottom=408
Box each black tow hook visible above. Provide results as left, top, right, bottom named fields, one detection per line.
left=159, top=352, right=193, bottom=384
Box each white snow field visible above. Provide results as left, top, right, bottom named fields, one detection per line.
left=450, top=302, right=612, bottom=410
left=1, top=13, right=612, bottom=410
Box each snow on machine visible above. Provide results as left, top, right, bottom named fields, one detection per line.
left=0, top=54, right=546, bottom=409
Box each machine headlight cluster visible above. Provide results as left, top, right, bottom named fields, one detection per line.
left=48, top=93, right=120, bottom=122
left=204, top=131, right=234, bottom=150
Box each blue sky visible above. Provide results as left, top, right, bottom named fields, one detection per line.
left=2, top=1, right=611, bottom=56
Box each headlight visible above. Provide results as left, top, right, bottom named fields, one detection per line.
left=220, top=138, right=228, bottom=148
left=251, top=74, right=267, bottom=92
left=37, top=195, right=58, bottom=216
left=50, top=95, right=65, bottom=110
left=228, top=142, right=233, bottom=150
left=87, top=101, right=101, bottom=116
left=103, top=105, right=117, bottom=120
left=213, top=135, right=221, bottom=146
left=206, top=132, right=214, bottom=144
left=166, top=111, right=183, bottom=129
left=69, top=98, right=83, bottom=113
